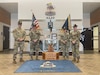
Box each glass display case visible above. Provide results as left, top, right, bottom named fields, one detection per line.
left=42, top=39, right=59, bottom=52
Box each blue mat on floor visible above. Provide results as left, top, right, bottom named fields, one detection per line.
left=15, top=60, right=81, bottom=73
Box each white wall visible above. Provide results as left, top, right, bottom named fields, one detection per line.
left=0, top=23, right=3, bottom=51
left=18, top=0, right=83, bottom=33
left=0, top=0, right=100, bottom=3
left=83, top=13, right=90, bottom=28
left=0, top=0, right=18, bottom=3
left=10, top=13, right=18, bottom=49
left=18, top=0, right=83, bottom=20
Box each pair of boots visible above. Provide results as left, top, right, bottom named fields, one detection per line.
left=30, top=56, right=39, bottom=60
left=13, top=58, right=24, bottom=64
left=30, top=55, right=39, bottom=60
left=63, top=56, right=69, bottom=60
left=72, top=57, right=80, bottom=63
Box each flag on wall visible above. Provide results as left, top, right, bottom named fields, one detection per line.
left=62, top=14, right=72, bottom=30
left=30, top=13, right=40, bottom=29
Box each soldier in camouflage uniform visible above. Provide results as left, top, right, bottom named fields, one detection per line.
left=70, top=24, right=80, bottom=63
left=60, top=28, right=70, bottom=59
left=12, top=20, right=26, bottom=64
left=29, top=25, right=41, bottom=60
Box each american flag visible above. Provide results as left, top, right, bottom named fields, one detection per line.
left=30, top=13, right=40, bottom=30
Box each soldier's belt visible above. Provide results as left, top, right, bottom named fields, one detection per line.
left=31, top=41, right=39, bottom=43
left=15, top=40, right=25, bottom=42
left=31, top=39, right=39, bottom=41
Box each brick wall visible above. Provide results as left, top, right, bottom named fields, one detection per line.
left=0, top=7, right=11, bottom=25
left=90, top=7, right=100, bottom=25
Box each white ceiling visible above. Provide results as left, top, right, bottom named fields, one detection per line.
left=0, top=2, right=100, bottom=14
left=0, top=3, right=18, bottom=13
left=83, top=2, right=100, bottom=13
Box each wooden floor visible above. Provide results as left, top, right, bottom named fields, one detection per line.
left=0, top=51, right=100, bottom=75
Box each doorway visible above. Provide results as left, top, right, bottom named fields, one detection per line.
left=3, top=26, right=9, bottom=50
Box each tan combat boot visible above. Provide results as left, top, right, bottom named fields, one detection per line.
left=13, top=59, right=17, bottom=64
left=63, top=56, right=66, bottom=60
left=30, top=55, right=33, bottom=60
left=66, top=56, right=69, bottom=59
left=72, top=58, right=76, bottom=62
left=20, top=58, right=24, bottom=62
left=36, top=56, right=39, bottom=60
left=76, top=58, right=80, bottom=63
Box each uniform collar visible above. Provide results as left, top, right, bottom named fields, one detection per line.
left=17, top=27, right=22, bottom=30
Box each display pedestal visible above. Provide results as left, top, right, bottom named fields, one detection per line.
left=42, top=52, right=59, bottom=60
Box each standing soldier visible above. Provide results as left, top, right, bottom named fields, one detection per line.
left=60, top=28, right=70, bottom=59
left=12, top=20, right=26, bottom=64
left=29, top=25, right=41, bottom=60
left=70, top=24, right=80, bottom=63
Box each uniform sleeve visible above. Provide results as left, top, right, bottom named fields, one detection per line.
left=60, top=34, right=64, bottom=42
left=12, top=29, right=19, bottom=40
left=36, top=30, right=41, bottom=40
left=29, top=31, right=33, bottom=40
left=22, top=30, right=26, bottom=40
left=60, top=35, right=63, bottom=40
left=67, top=33, right=70, bottom=41
left=77, top=31, right=81, bottom=41
left=75, top=31, right=81, bottom=42
left=70, top=32, right=73, bottom=42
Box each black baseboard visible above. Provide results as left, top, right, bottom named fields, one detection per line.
left=0, top=49, right=73, bottom=55
left=23, top=51, right=72, bottom=56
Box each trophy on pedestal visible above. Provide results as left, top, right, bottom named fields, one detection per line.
left=48, top=43, right=54, bottom=52
left=42, top=3, right=59, bottom=60
left=45, top=2, right=56, bottom=52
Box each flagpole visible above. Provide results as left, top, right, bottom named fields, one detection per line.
left=31, top=9, right=34, bottom=15
left=30, top=9, right=34, bottom=31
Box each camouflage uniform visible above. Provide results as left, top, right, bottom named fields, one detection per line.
left=29, top=29, right=41, bottom=60
left=60, top=30, right=70, bottom=59
left=13, top=27, right=26, bottom=63
left=70, top=30, right=80, bottom=62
